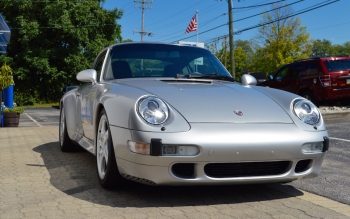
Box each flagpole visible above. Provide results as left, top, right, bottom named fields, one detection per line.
left=196, top=10, right=198, bottom=46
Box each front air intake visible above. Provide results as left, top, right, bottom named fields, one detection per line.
left=172, top=163, right=195, bottom=178
left=204, top=161, right=290, bottom=178
left=295, top=159, right=311, bottom=173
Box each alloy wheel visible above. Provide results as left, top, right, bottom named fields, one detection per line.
left=97, top=114, right=109, bottom=180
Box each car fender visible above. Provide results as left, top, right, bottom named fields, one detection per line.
left=61, top=91, right=81, bottom=141
left=100, top=83, right=191, bottom=133
left=253, top=86, right=327, bottom=132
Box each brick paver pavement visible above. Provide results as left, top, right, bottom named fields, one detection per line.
left=1, top=126, right=349, bottom=219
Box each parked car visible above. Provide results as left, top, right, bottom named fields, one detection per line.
left=258, top=56, right=350, bottom=105
left=249, top=72, right=267, bottom=83
left=59, top=42, right=328, bottom=189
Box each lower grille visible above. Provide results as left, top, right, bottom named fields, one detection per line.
left=295, top=159, right=311, bottom=173
left=204, top=161, right=290, bottom=178
left=172, top=163, right=195, bottom=178
left=121, top=174, right=156, bottom=185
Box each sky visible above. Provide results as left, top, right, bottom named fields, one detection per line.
left=101, top=0, right=350, bottom=47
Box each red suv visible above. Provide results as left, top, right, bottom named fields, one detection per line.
left=258, top=56, right=350, bottom=105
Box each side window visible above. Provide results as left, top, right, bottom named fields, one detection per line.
left=305, top=63, right=319, bottom=76
left=289, top=64, right=303, bottom=78
left=275, top=67, right=288, bottom=80
left=93, top=51, right=107, bottom=82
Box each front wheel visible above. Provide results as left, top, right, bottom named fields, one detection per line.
left=96, top=109, right=125, bottom=189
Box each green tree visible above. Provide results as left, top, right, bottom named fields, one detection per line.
left=311, top=40, right=350, bottom=57
left=0, top=63, right=14, bottom=91
left=0, top=0, right=123, bottom=103
left=311, top=39, right=333, bottom=57
left=252, top=3, right=311, bottom=74
left=233, top=47, right=248, bottom=81
left=206, top=39, right=253, bottom=79
left=235, top=39, right=255, bottom=67
left=342, top=42, right=350, bottom=55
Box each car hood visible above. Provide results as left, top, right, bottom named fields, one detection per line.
left=119, top=79, right=293, bottom=123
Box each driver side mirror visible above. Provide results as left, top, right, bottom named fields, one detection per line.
left=76, top=69, right=97, bottom=85
left=241, top=74, right=257, bottom=86
left=269, top=75, right=274, bottom=80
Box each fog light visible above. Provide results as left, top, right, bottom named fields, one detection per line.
left=302, top=142, right=323, bottom=153
left=162, top=145, right=199, bottom=156
left=163, top=145, right=176, bottom=154
left=128, top=141, right=150, bottom=155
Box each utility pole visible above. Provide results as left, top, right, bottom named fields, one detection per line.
left=134, top=0, right=153, bottom=41
left=224, top=36, right=227, bottom=68
left=228, top=0, right=235, bottom=78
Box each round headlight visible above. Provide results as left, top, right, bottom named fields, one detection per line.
left=138, top=96, right=169, bottom=125
left=293, top=99, right=320, bottom=125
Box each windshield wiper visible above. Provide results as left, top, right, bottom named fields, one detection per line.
left=175, top=74, right=235, bottom=82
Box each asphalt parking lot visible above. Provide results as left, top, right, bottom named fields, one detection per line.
left=0, top=107, right=349, bottom=218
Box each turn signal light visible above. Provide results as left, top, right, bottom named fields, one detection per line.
left=128, top=141, right=150, bottom=155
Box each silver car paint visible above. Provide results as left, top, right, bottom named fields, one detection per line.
left=60, top=42, right=328, bottom=185
left=241, top=74, right=257, bottom=86
left=110, top=123, right=326, bottom=185
left=119, top=79, right=293, bottom=123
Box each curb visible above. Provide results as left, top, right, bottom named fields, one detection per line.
left=266, top=184, right=350, bottom=217
left=321, top=111, right=350, bottom=121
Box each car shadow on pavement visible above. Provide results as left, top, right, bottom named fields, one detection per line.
left=33, top=142, right=304, bottom=208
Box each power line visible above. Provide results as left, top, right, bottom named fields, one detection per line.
left=232, top=0, right=286, bottom=9
left=151, top=0, right=278, bottom=42
left=204, top=0, right=340, bottom=45
left=145, top=0, right=221, bottom=34
left=120, top=1, right=133, bottom=9
left=308, top=21, right=350, bottom=32
left=150, top=13, right=226, bottom=42
left=173, top=0, right=330, bottom=43
left=172, top=0, right=304, bottom=43
left=234, top=0, right=304, bottom=23
left=144, top=0, right=206, bottom=28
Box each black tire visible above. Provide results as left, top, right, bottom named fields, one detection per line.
left=96, top=109, right=125, bottom=189
left=59, top=106, right=77, bottom=152
left=300, top=90, right=319, bottom=107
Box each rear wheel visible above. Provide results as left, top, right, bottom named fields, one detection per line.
left=96, top=109, right=125, bottom=189
left=300, top=90, right=319, bottom=107
left=59, top=106, right=77, bottom=152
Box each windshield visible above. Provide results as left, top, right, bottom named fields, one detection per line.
left=323, top=59, right=350, bottom=72
left=104, top=43, right=231, bottom=80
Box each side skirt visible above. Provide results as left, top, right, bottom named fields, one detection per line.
left=78, top=136, right=96, bottom=155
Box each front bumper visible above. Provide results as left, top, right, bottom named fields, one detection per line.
left=110, top=123, right=328, bottom=185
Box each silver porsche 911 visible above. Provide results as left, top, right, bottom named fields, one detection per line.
left=59, top=42, right=329, bottom=189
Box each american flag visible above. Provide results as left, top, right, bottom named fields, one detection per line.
left=185, top=14, right=197, bottom=34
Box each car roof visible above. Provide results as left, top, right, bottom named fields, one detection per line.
left=293, top=56, right=350, bottom=63
left=108, top=42, right=208, bottom=51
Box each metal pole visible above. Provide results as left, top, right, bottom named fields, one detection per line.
left=0, top=90, right=3, bottom=127
left=141, top=1, right=144, bottom=69
left=141, top=2, right=145, bottom=42
left=228, top=0, right=235, bottom=78
left=134, top=0, right=153, bottom=70
left=134, top=0, right=152, bottom=41
left=224, top=36, right=227, bottom=68
left=196, top=10, right=198, bottom=45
